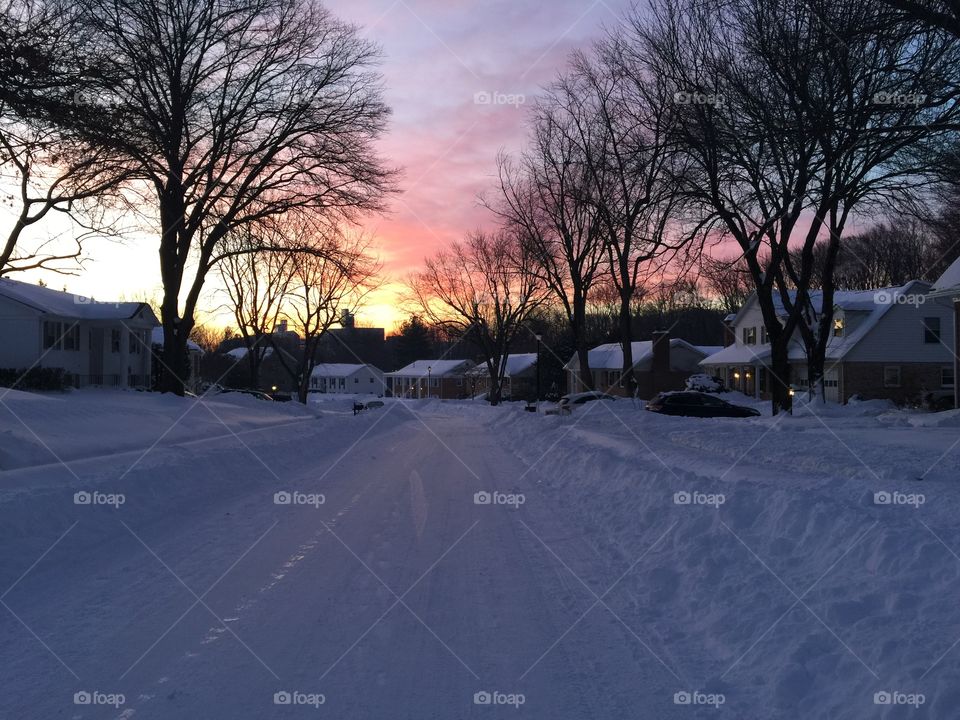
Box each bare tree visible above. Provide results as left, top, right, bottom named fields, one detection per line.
left=66, top=0, right=395, bottom=394
left=637, top=0, right=960, bottom=411
left=488, top=100, right=607, bottom=391
left=409, top=230, right=546, bottom=405
left=218, top=223, right=295, bottom=389
left=699, top=256, right=754, bottom=316
left=269, top=222, right=380, bottom=404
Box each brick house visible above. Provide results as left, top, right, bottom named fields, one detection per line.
left=565, top=333, right=723, bottom=399
left=700, top=281, right=956, bottom=405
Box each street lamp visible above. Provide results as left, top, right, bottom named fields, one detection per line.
left=427, top=365, right=432, bottom=399
left=535, top=334, right=542, bottom=408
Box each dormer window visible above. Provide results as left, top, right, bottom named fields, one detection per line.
left=742, top=327, right=757, bottom=345
left=833, top=317, right=845, bottom=337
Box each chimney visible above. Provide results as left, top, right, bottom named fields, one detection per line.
left=651, top=330, right=671, bottom=376
left=723, top=315, right=736, bottom=347
left=277, top=319, right=288, bottom=334
left=340, top=309, right=355, bottom=329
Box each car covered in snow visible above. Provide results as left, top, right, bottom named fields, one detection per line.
left=646, top=391, right=760, bottom=418
left=558, top=391, right=617, bottom=406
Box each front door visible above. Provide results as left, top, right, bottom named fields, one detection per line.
left=88, top=327, right=104, bottom=385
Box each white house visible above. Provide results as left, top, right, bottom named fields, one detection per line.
left=385, top=359, right=475, bottom=399
left=565, top=334, right=723, bottom=398
left=701, top=281, right=955, bottom=405
left=310, top=363, right=385, bottom=395
left=0, top=278, right=157, bottom=389
left=929, top=257, right=960, bottom=407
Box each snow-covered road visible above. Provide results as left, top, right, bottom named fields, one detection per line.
left=0, top=402, right=684, bottom=719
left=3, top=393, right=960, bottom=719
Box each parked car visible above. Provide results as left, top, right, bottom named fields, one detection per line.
left=558, top=391, right=617, bottom=406
left=646, top=392, right=760, bottom=418
left=216, top=388, right=275, bottom=402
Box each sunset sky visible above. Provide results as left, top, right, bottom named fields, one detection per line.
left=9, top=0, right=633, bottom=332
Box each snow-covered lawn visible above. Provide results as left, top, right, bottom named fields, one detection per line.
left=0, top=389, right=957, bottom=718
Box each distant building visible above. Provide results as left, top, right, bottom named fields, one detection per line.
left=0, top=277, right=157, bottom=389
left=565, top=334, right=721, bottom=399
left=385, top=359, right=475, bottom=399
left=701, top=281, right=955, bottom=405
left=310, top=363, right=385, bottom=395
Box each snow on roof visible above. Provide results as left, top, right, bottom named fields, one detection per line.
left=701, top=282, right=931, bottom=366
left=151, top=327, right=203, bottom=353
left=386, top=359, right=474, bottom=377
left=565, top=339, right=713, bottom=371
left=0, top=277, right=153, bottom=321
left=466, top=353, right=538, bottom=377
left=931, top=257, right=960, bottom=295
left=224, top=346, right=273, bottom=360
left=310, top=363, right=377, bottom=377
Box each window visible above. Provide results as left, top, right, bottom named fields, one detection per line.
left=63, top=324, right=80, bottom=351
left=129, top=330, right=142, bottom=355
left=833, top=317, right=845, bottom=337
left=456, top=378, right=463, bottom=387
left=431, top=378, right=439, bottom=387
left=883, top=366, right=902, bottom=388
left=760, top=327, right=769, bottom=344
left=111, top=329, right=121, bottom=353
left=943, top=366, right=956, bottom=388
left=924, top=317, right=942, bottom=344
left=742, top=327, right=757, bottom=345
left=354, top=377, right=359, bottom=383
left=42, top=321, right=62, bottom=350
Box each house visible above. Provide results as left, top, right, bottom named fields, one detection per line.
left=0, top=277, right=157, bottom=389
left=565, top=333, right=722, bottom=398
left=151, top=327, right=204, bottom=393
left=700, top=281, right=956, bottom=405
left=464, top=353, right=540, bottom=400
left=929, top=258, right=960, bottom=407
left=310, top=363, right=385, bottom=395
left=385, top=359, right=475, bottom=399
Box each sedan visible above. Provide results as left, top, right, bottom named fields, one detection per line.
left=646, top=392, right=761, bottom=418
left=559, top=391, right=617, bottom=406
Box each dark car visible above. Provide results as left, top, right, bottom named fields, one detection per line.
left=558, top=391, right=618, bottom=406
left=646, top=392, right=761, bottom=418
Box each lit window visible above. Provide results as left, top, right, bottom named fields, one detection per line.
left=883, top=366, right=901, bottom=388
left=833, top=317, right=844, bottom=337
left=742, top=327, right=757, bottom=345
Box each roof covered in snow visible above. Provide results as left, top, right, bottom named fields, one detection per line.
left=931, top=257, right=960, bottom=296
left=565, top=339, right=714, bottom=371
left=702, top=281, right=936, bottom=366
left=224, top=346, right=274, bottom=360
left=386, top=359, right=474, bottom=377
left=310, top=363, right=380, bottom=377
left=0, top=277, right=155, bottom=321
left=151, top=327, right=203, bottom=353
left=466, top=353, right=539, bottom=377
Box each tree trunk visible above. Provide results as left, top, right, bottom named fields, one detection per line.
left=769, top=339, right=793, bottom=415
left=618, top=293, right=635, bottom=396
left=158, top=308, right=190, bottom=396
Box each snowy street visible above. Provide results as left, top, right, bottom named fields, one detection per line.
left=2, top=392, right=960, bottom=718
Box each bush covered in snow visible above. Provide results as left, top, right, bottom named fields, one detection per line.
left=685, top=373, right=724, bottom=393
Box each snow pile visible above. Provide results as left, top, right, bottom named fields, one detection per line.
left=490, top=401, right=960, bottom=719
